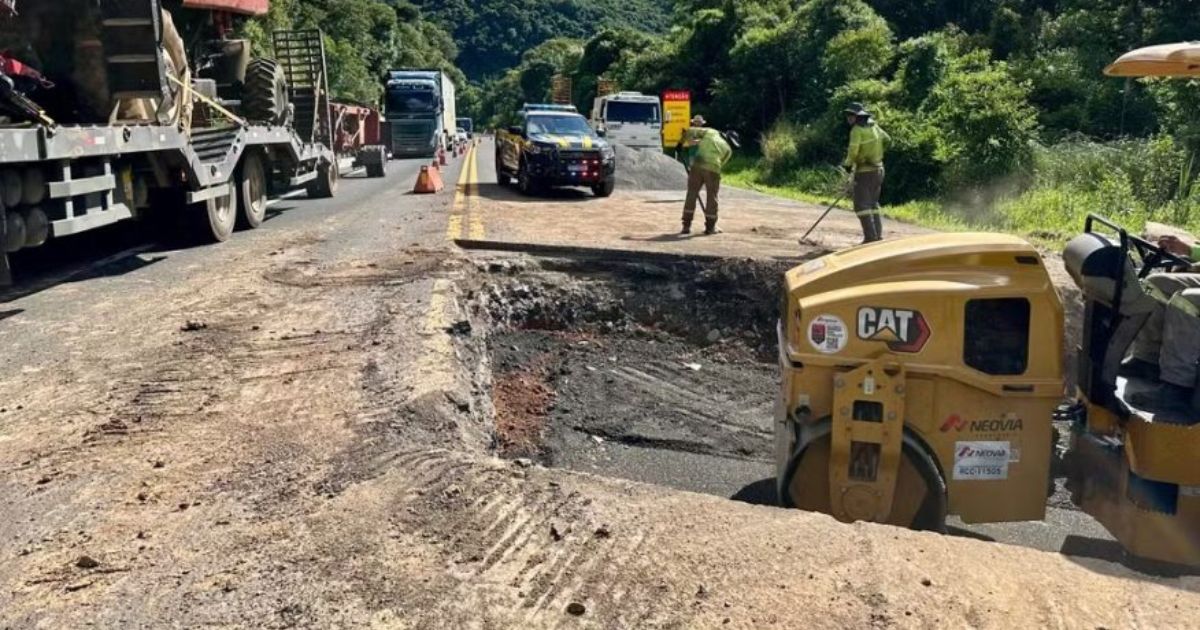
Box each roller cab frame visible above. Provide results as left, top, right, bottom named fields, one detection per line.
left=1060, top=214, right=1200, bottom=568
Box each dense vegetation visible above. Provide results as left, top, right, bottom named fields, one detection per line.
left=477, top=0, right=1200, bottom=237
left=412, top=0, right=671, bottom=80
left=241, top=0, right=472, bottom=108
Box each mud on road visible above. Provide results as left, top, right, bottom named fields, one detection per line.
left=475, top=256, right=789, bottom=500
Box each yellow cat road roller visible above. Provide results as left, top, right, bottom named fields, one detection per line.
left=775, top=216, right=1200, bottom=567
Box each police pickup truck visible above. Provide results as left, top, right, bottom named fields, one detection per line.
left=495, top=104, right=616, bottom=197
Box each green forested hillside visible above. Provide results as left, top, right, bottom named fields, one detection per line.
left=412, top=0, right=672, bottom=79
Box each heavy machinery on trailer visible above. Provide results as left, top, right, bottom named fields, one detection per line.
left=774, top=44, right=1200, bottom=569
left=0, top=0, right=340, bottom=286
left=383, top=69, right=456, bottom=158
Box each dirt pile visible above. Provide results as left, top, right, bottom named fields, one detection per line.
left=613, top=144, right=689, bottom=191
left=478, top=257, right=789, bottom=357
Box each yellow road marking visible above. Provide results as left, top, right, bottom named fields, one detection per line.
left=467, top=146, right=484, bottom=239
left=446, top=142, right=475, bottom=241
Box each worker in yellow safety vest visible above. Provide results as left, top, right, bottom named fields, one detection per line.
left=679, top=115, right=732, bottom=235
left=842, top=103, right=890, bottom=243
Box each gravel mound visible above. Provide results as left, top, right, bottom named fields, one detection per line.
left=613, top=143, right=688, bottom=191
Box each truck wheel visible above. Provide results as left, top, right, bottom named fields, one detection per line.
left=236, top=152, right=268, bottom=230
left=517, top=160, right=537, bottom=196
left=190, top=185, right=237, bottom=243
left=365, top=147, right=387, bottom=178
left=496, top=153, right=511, bottom=186
left=306, top=161, right=338, bottom=199
left=243, top=58, right=289, bottom=126
left=780, top=432, right=947, bottom=532
left=592, top=177, right=615, bottom=198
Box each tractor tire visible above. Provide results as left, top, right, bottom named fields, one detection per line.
left=236, top=152, right=269, bottom=230
left=780, top=430, right=947, bottom=532
left=243, top=58, right=290, bottom=126
left=306, top=160, right=339, bottom=199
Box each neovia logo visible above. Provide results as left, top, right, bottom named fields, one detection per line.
left=940, top=413, right=1024, bottom=433
left=856, top=307, right=931, bottom=353
left=957, top=444, right=1008, bottom=459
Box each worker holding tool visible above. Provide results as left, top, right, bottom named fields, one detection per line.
left=1122, top=234, right=1200, bottom=410
left=842, top=103, right=890, bottom=244
left=679, top=115, right=732, bottom=236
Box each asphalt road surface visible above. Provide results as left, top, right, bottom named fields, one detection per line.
left=0, top=138, right=1191, bottom=627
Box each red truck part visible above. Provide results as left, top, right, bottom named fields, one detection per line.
left=181, top=0, right=269, bottom=16
left=331, top=102, right=387, bottom=178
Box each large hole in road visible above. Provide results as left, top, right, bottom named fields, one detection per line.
left=470, top=255, right=792, bottom=504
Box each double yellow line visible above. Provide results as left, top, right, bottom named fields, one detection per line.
left=447, top=143, right=483, bottom=241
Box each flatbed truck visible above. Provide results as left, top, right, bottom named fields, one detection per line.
left=0, top=2, right=343, bottom=286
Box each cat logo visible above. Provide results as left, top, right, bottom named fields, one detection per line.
left=857, top=307, right=931, bottom=353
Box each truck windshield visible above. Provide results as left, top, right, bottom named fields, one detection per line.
left=387, top=89, right=436, bottom=114
left=527, top=115, right=593, bottom=136
left=605, top=101, right=659, bottom=123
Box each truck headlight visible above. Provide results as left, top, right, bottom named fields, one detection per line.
left=528, top=143, right=553, bottom=156
left=601, top=146, right=615, bottom=161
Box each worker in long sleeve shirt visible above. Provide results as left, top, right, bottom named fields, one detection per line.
left=842, top=102, right=890, bottom=243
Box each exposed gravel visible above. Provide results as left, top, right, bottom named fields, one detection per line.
left=613, top=144, right=689, bottom=191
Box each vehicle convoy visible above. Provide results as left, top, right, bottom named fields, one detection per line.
left=590, top=91, right=663, bottom=151
left=0, top=0, right=341, bottom=286
left=774, top=45, right=1200, bottom=569
left=383, top=69, right=457, bottom=158
left=495, top=104, right=616, bottom=197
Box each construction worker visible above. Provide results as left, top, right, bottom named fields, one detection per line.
left=680, top=115, right=732, bottom=235
left=1122, top=234, right=1200, bottom=410
left=842, top=103, right=890, bottom=243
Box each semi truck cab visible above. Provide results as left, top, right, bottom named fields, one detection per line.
left=385, top=70, right=455, bottom=158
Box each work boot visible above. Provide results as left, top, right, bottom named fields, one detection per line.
left=703, top=218, right=721, bottom=235
left=1127, top=382, right=1195, bottom=412
left=680, top=220, right=692, bottom=235
left=858, top=215, right=879, bottom=244
left=1118, top=357, right=1160, bottom=381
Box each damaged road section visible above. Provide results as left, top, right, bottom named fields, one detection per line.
left=468, top=255, right=791, bottom=501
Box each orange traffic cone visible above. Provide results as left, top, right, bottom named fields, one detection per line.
left=413, top=165, right=444, bottom=194
left=438, top=147, right=447, bottom=166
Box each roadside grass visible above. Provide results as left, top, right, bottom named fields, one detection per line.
left=724, top=156, right=986, bottom=235
left=724, top=146, right=1200, bottom=247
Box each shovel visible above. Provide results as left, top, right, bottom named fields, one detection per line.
left=798, top=194, right=847, bottom=244
left=798, top=167, right=853, bottom=244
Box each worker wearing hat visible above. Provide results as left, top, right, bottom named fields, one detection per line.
left=679, top=115, right=732, bottom=235
left=842, top=103, right=890, bottom=243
